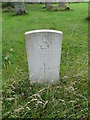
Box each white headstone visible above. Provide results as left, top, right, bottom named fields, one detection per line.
left=25, top=30, right=63, bottom=83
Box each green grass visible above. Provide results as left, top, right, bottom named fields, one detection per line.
left=2, top=3, right=88, bottom=119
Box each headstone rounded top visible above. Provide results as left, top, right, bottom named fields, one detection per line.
left=25, top=29, right=63, bottom=36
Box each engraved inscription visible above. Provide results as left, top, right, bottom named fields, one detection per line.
left=40, top=40, right=49, bottom=49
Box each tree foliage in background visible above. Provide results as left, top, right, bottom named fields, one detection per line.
left=2, top=2, right=27, bottom=15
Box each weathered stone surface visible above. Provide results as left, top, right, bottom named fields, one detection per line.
left=58, top=2, right=66, bottom=8
left=45, top=2, right=53, bottom=9
left=13, top=2, right=26, bottom=15
left=25, top=30, right=63, bottom=83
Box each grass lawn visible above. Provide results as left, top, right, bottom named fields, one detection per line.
left=2, top=2, right=88, bottom=119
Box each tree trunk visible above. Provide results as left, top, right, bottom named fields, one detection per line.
left=45, top=2, right=53, bottom=9
left=13, top=2, right=26, bottom=15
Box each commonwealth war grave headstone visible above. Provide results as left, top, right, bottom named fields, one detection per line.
left=25, top=30, right=63, bottom=83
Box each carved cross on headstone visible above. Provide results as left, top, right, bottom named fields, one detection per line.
left=40, top=63, right=50, bottom=77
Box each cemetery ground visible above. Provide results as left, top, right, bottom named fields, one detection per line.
left=2, top=3, right=88, bottom=119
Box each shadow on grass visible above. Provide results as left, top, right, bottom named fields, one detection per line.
left=12, top=12, right=29, bottom=17
left=44, top=7, right=74, bottom=12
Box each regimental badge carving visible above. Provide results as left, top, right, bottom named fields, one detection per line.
left=40, top=40, right=49, bottom=49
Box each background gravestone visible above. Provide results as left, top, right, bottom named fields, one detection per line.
left=13, top=2, right=26, bottom=15
left=25, top=30, right=63, bottom=83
